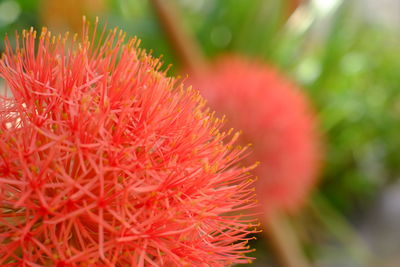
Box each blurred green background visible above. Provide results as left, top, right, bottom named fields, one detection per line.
left=1, top=0, right=400, bottom=266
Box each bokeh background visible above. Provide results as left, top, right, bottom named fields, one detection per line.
left=1, top=0, right=399, bottom=266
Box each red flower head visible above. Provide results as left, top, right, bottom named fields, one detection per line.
left=0, top=22, right=258, bottom=266
left=189, top=55, right=321, bottom=218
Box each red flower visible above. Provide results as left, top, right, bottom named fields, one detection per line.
left=189, top=55, right=321, bottom=217
left=0, top=24, right=258, bottom=266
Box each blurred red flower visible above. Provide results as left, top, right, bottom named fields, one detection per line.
left=0, top=25, right=258, bottom=266
left=189, top=55, right=322, bottom=218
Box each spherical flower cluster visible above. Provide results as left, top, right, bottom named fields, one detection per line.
left=189, top=55, right=321, bottom=217
left=0, top=24, right=258, bottom=266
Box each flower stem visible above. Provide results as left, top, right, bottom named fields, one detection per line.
left=264, top=212, right=312, bottom=267
left=149, top=0, right=208, bottom=77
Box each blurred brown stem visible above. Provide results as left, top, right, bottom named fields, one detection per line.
left=265, top=212, right=312, bottom=267
left=287, top=0, right=304, bottom=15
left=149, top=0, right=207, bottom=76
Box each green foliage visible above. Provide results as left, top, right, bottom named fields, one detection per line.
left=0, top=0, right=39, bottom=50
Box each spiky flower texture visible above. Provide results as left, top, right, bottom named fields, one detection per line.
left=0, top=23, right=258, bottom=266
left=190, top=56, right=321, bottom=217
